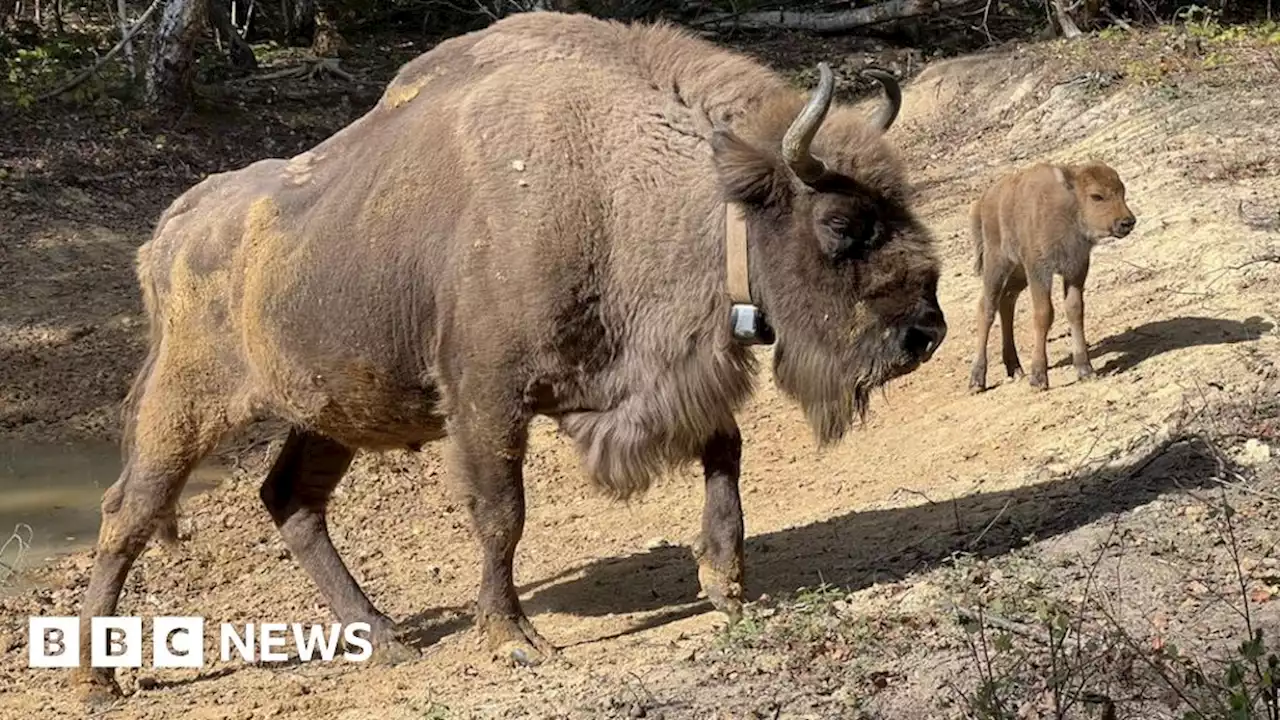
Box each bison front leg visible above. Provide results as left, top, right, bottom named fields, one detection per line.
left=1062, top=272, right=1095, bottom=382
left=1026, top=271, right=1055, bottom=391
left=450, top=414, right=555, bottom=667
left=693, top=427, right=745, bottom=624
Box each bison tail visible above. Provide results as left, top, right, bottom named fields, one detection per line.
left=119, top=242, right=165, bottom=464
left=969, top=201, right=985, bottom=277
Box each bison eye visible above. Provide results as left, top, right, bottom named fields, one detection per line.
left=819, top=213, right=882, bottom=259
left=1090, top=193, right=1105, bottom=201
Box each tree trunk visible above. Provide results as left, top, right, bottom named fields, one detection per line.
left=145, top=0, right=209, bottom=112
left=309, top=2, right=344, bottom=56
left=700, top=0, right=976, bottom=33
left=284, top=0, right=314, bottom=44
left=116, top=0, right=137, bottom=80
left=0, top=0, right=17, bottom=27
left=209, top=0, right=257, bottom=68
left=230, top=0, right=254, bottom=38
left=1051, top=0, right=1083, bottom=37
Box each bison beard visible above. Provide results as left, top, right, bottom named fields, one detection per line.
left=774, top=334, right=883, bottom=445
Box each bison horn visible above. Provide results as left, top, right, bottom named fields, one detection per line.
left=781, top=62, right=835, bottom=185
left=860, top=67, right=902, bottom=132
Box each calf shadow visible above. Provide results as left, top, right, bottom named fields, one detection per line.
left=521, top=435, right=1220, bottom=622
left=1053, top=315, right=1273, bottom=376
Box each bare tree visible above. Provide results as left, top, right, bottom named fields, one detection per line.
left=1052, top=0, right=1083, bottom=36
left=310, top=3, right=345, bottom=56
left=145, top=0, right=210, bottom=111
left=281, top=0, right=313, bottom=43
left=118, top=0, right=139, bottom=80
left=209, top=0, right=257, bottom=69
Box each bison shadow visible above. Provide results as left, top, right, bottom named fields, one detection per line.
left=519, top=435, right=1220, bottom=626
left=1051, top=315, right=1273, bottom=377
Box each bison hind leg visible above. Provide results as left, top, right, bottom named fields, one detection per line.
left=257, top=429, right=418, bottom=664
left=998, top=269, right=1029, bottom=381
left=75, top=354, right=233, bottom=704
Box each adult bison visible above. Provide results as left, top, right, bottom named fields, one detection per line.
left=74, top=11, right=945, bottom=701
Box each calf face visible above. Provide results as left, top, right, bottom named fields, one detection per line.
left=1071, top=162, right=1136, bottom=241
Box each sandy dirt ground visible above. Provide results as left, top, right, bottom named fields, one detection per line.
left=0, top=26, right=1278, bottom=720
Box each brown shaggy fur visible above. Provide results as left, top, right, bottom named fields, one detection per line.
left=73, top=12, right=945, bottom=701
left=968, top=161, right=1136, bottom=393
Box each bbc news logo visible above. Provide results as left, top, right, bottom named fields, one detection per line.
left=28, top=617, right=373, bottom=668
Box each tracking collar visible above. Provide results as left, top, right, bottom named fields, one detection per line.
left=725, top=202, right=775, bottom=345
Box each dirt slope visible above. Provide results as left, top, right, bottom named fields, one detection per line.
left=1, top=31, right=1278, bottom=720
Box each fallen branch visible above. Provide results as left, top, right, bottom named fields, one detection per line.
left=246, top=57, right=357, bottom=83
left=0, top=523, right=33, bottom=587
left=951, top=603, right=1052, bottom=645
left=1102, top=8, right=1133, bottom=31
left=695, top=0, right=978, bottom=34
left=36, top=0, right=164, bottom=102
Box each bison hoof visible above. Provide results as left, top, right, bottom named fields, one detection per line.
left=1076, top=365, right=1097, bottom=382
left=369, top=637, right=420, bottom=666
left=499, top=641, right=548, bottom=667
left=1028, top=373, right=1049, bottom=391
left=1006, top=366, right=1025, bottom=381
left=697, top=563, right=744, bottom=625
left=483, top=615, right=557, bottom=668
left=967, top=366, right=987, bottom=394
left=74, top=673, right=124, bottom=709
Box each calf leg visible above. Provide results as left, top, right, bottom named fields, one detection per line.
left=1026, top=271, right=1055, bottom=391
left=692, top=427, right=744, bottom=624
left=449, top=410, right=553, bottom=666
left=1062, top=271, right=1094, bottom=382
left=74, top=364, right=228, bottom=705
left=258, top=430, right=416, bottom=663
left=968, top=257, right=1013, bottom=393
left=999, top=271, right=1028, bottom=381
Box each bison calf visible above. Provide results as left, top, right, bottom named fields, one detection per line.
left=967, top=161, right=1136, bottom=392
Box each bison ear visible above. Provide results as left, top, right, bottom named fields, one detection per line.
left=1054, top=165, right=1076, bottom=191
left=711, top=129, right=789, bottom=208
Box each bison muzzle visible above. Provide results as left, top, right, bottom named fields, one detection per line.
left=73, top=11, right=945, bottom=703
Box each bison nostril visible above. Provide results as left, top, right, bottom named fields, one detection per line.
left=904, top=322, right=946, bottom=362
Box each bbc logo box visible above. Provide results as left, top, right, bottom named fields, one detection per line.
left=29, top=617, right=205, bottom=669
left=29, top=617, right=371, bottom=668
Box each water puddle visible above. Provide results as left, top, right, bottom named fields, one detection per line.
left=0, top=439, right=228, bottom=583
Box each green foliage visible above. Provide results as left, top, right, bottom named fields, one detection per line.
left=0, top=32, right=120, bottom=107
left=1173, top=5, right=1280, bottom=45
left=1157, top=627, right=1280, bottom=719
left=1097, top=25, right=1128, bottom=41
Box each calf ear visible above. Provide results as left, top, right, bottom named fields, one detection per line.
left=1054, top=165, right=1076, bottom=191
left=712, top=129, right=789, bottom=208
